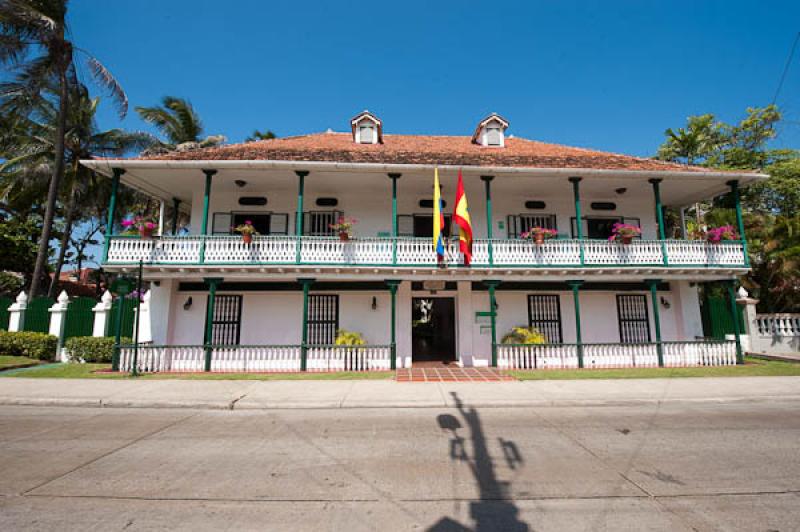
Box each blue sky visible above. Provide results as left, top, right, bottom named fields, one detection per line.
left=70, top=0, right=800, bottom=157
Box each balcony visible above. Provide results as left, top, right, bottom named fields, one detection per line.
left=105, top=235, right=747, bottom=269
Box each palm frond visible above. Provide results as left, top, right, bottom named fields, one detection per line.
left=85, top=56, right=127, bottom=118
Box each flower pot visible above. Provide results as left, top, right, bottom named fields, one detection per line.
left=242, top=233, right=253, bottom=245
left=138, top=226, right=154, bottom=239
left=621, top=235, right=634, bottom=245
left=339, top=232, right=350, bottom=242
left=534, top=233, right=545, bottom=245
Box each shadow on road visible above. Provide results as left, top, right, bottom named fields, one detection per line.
left=428, top=392, right=529, bottom=531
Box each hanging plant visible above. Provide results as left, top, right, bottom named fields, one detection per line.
left=521, top=227, right=558, bottom=245
left=608, top=223, right=641, bottom=245
left=329, top=217, right=358, bottom=241
left=121, top=216, right=157, bottom=239
left=233, top=220, right=259, bottom=244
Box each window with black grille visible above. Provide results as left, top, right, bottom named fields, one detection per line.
left=507, top=214, right=557, bottom=238
left=307, top=294, right=339, bottom=345
left=527, top=295, right=563, bottom=343
left=301, top=211, right=343, bottom=236
left=205, top=295, right=242, bottom=345
left=616, top=294, right=651, bottom=343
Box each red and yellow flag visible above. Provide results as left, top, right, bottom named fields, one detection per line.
left=452, top=169, right=473, bottom=265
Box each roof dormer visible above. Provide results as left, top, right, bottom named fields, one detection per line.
left=351, top=110, right=383, bottom=144
left=472, top=113, right=509, bottom=147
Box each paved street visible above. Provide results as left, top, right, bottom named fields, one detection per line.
left=0, top=399, right=798, bottom=531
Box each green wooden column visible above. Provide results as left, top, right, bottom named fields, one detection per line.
left=295, top=171, right=309, bottom=264
left=385, top=280, right=400, bottom=370
left=481, top=176, right=495, bottom=266
left=299, top=278, right=315, bottom=371
left=727, top=279, right=744, bottom=364
left=727, top=180, right=749, bottom=267
left=388, top=173, right=401, bottom=265
left=198, top=169, right=216, bottom=264
left=567, top=280, right=584, bottom=368
left=569, top=177, right=585, bottom=265
left=102, top=167, right=125, bottom=264
left=646, top=279, right=665, bottom=367
left=203, top=277, right=223, bottom=372
left=649, top=178, right=669, bottom=266
left=171, top=197, right=181, bottom=235
left=484, top=280, right=501, bottom=367
left=109, top=276, right=134, bottom=372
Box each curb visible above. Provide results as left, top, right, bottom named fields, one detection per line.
left=2, top=394, right=800, bottom=411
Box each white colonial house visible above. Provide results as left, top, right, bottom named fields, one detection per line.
left=80, top=112, right=763, bottom=373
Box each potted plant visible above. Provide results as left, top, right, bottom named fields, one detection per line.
left=234, top=220, right=259, bottom=244
left=706, top=225, right=738, bottom=244
left=500, top=326, right=546, bottom=345
left=608, top=223, right=641, bottom=245
left=521, top=227, right=558, bottom=245
left=121, top=216, right=157, bottom=239
left=329, top=216, right=358, bottom=241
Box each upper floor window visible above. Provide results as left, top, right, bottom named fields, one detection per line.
left=486, top=127, right=502, bottom=146
left=351, top=110, right=382, bottom=144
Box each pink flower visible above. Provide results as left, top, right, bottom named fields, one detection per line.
left=145, top=222, right=156, bottom=230
left=245, top=220, right=253, bottom=225
left=121, top=219, right=134, bottom=228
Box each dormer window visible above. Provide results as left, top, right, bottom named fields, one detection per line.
left=351, top=110, right=383, bottom=144
left=472, top=113, right=509, bottom=148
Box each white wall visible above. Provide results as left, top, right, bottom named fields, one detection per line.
left=187, top=173, right=660, bottom=240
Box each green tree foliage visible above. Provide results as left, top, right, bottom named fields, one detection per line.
left=657, top=105, right=799, bottom=311
left=135, top=96, right=224, bottom=153
left=0, top=0, right=127, bottom=299
left=0, top=216, right=38, bottom=276
left=245, top=129, right=277, bottom=142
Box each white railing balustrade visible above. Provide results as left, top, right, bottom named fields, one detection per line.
left=306, top=345, right=392, bottom=371
left=755, top=314, right=800, bottom=337
left=106, top=236, right=747, bottom=268
left=497, top=340, right=737, bottom=370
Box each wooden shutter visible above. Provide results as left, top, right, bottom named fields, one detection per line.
left=270, top=213, right=289, bottom=235
left=528, top=295, right=563, bottom=343
left=212, top=212, right=233, bottom=234
left=616, top=294, right=651, bottom=343
left=397, top=215, right=414, bottom=237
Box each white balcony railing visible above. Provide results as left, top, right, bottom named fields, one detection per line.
left=105, top=236, right=747, bottom=268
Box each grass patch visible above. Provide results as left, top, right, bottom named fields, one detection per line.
left=508, top=356, right=800, bottom=380
left=1, top=363, right=393, bottom=380
left=0, top=355, right=41, bottom=370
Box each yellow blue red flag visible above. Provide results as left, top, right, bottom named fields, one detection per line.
left=433, top=168, right=446, bottom=261
left=452, top=169, right=473, bottom=265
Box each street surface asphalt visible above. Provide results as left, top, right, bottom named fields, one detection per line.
left=0, top=399, right=798, bottom=531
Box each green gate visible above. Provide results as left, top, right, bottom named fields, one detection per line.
left=64, top=297, right=96, bottom=340
left=0, top=296, right=11, bottom=330
left=108, top=297, right=136, bottom=338
left=23, top=297, right=54, bottom=333
left=701, top=295, right=745, bottom=340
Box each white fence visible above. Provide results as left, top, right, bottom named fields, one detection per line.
left=745, top=311, right=800, bottom=355
left=106, top=236, right=746, bottom=268
left=117, top=344, right=391, bottom=373
left=497, top=341, right=737, bottom=370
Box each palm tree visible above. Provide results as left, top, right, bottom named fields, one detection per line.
left=136, top=96, right=224, bottom=152
left=1, top=81, right=154, bottom=296
left=245, top=129, right=277, bottom=142
left=0, top=0, right=127, bottom=298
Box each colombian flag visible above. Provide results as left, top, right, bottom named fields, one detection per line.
left=453, top=169, right=473, bottom=265
left=433, top=168, right=446, bottom=261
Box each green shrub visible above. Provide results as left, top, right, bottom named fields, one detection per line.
left=65, top=336, right=132, bottom=363
left=0, top=330, right=59, bottom=360
left=501, top=326, right=547, bottom=345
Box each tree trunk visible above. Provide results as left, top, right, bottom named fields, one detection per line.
left=48, top=177, right=78, bottom=298
left=29, top=66, right=69, bottom=299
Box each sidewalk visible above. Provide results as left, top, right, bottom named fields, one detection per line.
left=1, top=376, right=799, bottom=410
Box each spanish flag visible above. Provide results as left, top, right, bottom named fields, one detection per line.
left=433, top=168, right=446, bottom=261
left=453, top=169, right=473, bottom=265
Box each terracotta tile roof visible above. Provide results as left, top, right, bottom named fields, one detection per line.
left=141, top=132, right=715, bottom=173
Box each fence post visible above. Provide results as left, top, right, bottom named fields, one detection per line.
left=736, top=287, right=758, bottom=354
left=7, top=291, right=27, bottom=332
left=92, top=290, right=114, bottom=337
left=48, top=291, right=70, bottom=362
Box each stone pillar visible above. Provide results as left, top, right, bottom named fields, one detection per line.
left=396, top=281, right=412, bottom=368
left=135, top=290, right=152, bottom=343
left=48, top=291, right=70, bottom=362
left=457, top=281, right=475, bottom=367
left=8, top=291, right=27, bottom=332
left=148, top=280, right=174, bottom=345
left=92, top=290, right=114, bottom=337
left=737, top=287, right=758, bottom=354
